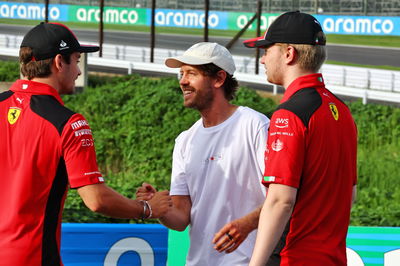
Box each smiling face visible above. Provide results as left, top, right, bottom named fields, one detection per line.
left=179, top=64, right=215, bottom=111
left=58, top=52, right=82, bottom=95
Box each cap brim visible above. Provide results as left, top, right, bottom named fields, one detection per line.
left=165, top=55, right=212, bottom=68
left=243, top=36, right=273, bottom=48
left=78, top=44, right=100, bottom=53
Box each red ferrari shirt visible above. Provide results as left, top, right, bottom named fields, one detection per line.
left=263, top=74, right=357, bottom=265
left=0, top=80, right=104, bottom=266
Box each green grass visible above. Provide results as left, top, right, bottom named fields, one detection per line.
left=326, top=60, right=400, bottom=71
left=327, top=34, right=400, bottom=48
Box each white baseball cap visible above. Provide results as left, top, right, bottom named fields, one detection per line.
left=165, top=42, right=236, bottom=75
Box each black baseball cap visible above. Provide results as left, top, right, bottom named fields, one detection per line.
left=20, top=22, right=99, bottom=61
left=243, top=11, right=326, bottom=48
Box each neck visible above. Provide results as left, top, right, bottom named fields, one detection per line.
left=282, top=67, right=316, bottom=89
left=200, top=101, right=238, bottom=128
left=31, top=76, right=59, bottom=93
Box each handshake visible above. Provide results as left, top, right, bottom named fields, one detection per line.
left=135, top=183, right=172, bottom=219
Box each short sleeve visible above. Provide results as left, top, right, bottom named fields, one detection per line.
left=61, top=113, right=104, bottom=188
left=170, top=135, right=189, bottom=196
left=263, top=109, right=306, bottom=188
left=254, top=119, right=270, bottom=174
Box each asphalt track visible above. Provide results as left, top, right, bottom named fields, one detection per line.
left=1, top=24, right=399, bottom=67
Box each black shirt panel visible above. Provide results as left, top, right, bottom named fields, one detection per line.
left=30, top=95, right=75, bottom=135
left=0, top=91, right=14, bottom=102
left=276, top=87, right=322, bottom=128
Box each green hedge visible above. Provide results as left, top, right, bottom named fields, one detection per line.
left=1, top=61, right=400, bottom=226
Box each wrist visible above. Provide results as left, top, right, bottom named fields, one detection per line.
left=139, top=200, right=152, bottom=220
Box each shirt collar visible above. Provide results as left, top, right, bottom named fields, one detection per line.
left=281, top=73, right=325, bottom=103
left=10, top=79, right=64, bottom=105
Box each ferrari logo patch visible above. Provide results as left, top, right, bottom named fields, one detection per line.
left=8, top=107, right=21, bottom=125
left=329, top=103, right=339, bottom=121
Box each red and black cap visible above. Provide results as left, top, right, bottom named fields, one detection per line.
left=20, top=22, right=99, bottom=61
left=243, top=11, right=326, bottom=48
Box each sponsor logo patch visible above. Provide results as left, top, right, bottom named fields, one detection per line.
left=71, top=120, right=89, bottom=130
left=59, top=40, right=69, bottom=50
left=271, top=139, right=284, bottom=152
left=75, top=129, right=92, bottom=137
left=8, top=107, right=21, bottom=124
left=274, top=118, right=289, bottom=128
left=204, top=154, right=222, bottom=163
left=329, top=103, right=339, bottom=121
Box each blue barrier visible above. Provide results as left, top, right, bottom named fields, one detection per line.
left=61, top=223, right=168, bottom=266
left=61, top=224, right=400, bottom=266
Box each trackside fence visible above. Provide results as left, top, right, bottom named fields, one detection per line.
left=1, top=34, right=400, bottom=104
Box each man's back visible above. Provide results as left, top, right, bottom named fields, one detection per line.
left=0, top=80, right=102, bottom=265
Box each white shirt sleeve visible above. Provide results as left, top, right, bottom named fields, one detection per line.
left=170, top=134, right=190, bottom=196
left=254, top=118, right=270, bottom=175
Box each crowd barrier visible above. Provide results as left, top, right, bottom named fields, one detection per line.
left=61, top=224, right=400, bottom=265
left=1, top=43, right=400, bottom=105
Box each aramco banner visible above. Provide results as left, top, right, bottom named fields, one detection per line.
left=1, top=2, right=400, bottom=36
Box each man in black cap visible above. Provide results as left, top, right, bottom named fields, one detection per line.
left=0, top=22, right=172, bottom=266
left=244, top=11, right=358, bottom=265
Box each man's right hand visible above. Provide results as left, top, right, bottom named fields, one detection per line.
left=147, top=190, right=172, bottom=219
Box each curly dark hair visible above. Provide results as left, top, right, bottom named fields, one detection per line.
left=196, top=63, right=238, bottom=101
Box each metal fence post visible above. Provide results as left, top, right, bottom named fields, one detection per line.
left=391, top=72, right=395, bottom=92
left=342, top=68, right=346, bottom=86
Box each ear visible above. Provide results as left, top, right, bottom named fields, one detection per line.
left=53, top=54, right=64, bottom=73
left=213, top=70, right=227, bottom=89
left=285, top=45, right=297, bottom=65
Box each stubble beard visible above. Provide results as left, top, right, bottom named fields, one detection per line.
left=183, top=85, right=214, bottom=111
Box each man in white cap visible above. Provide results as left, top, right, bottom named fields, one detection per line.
left=137, top=42, right=281, bottom=265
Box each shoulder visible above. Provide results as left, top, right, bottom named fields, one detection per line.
left=277, top=88, right=322, bottom=128
left=175, top=118, right=202, bottom=144
left=237, top=106, right=270, bottom=126
left=30, top=95, right=76, bottom=135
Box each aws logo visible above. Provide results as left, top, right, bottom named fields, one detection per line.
left=8, top=107, right=21, bottom=125
left=274, top=118, right=289, bottom=128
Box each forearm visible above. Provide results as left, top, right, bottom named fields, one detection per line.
left=158, top=195, right=191, bottom=231
left=250, top=184, right=296, bottom=266
left=241, top=205, right=263, bottom=232
left=79, top=184, right=144, bottom=219
left=250, top=200, right=293, bottom=265
left=159, top=206, right=190, bottom=231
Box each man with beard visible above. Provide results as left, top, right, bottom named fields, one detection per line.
left=137, top=42, right=281, bottom=265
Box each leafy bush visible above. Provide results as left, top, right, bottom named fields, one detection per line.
left=0, top=60, right=19, bottom=81
left=349, top=101, right=400, bottom=226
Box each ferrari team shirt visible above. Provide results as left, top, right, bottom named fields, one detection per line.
left=263, top=74, right=357, bottom=265
left=0, top=80, right=104, bottom=266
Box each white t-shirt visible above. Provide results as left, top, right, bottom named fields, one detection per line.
left=170, top=106, right=270, bottom=266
